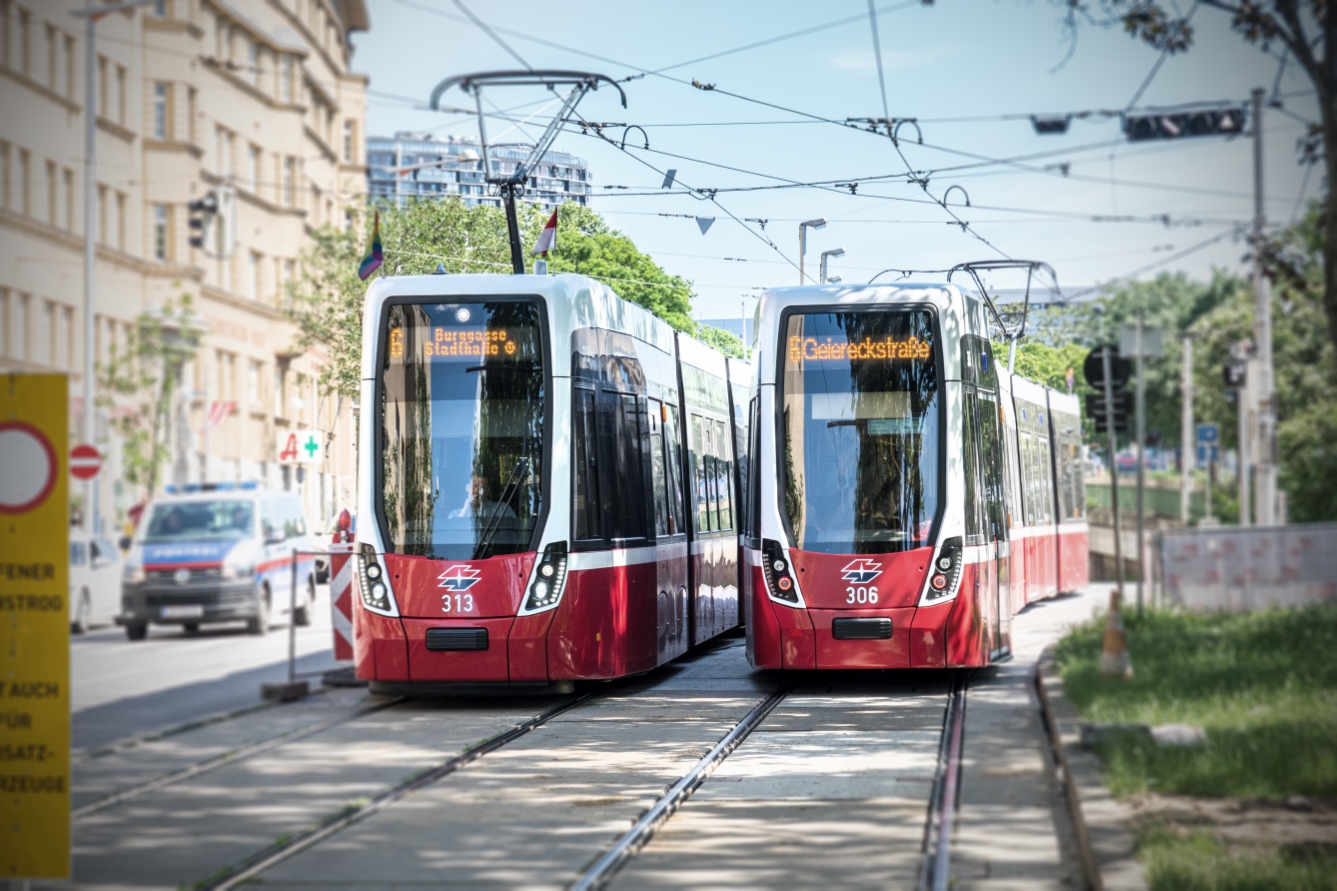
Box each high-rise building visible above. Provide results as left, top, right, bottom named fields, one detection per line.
left=0, top=0, right=370, bottom=534
left=367, top=132, right=592, bottom=209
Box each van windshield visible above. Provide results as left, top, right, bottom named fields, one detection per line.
left=143, top=500, right=255, bottom=543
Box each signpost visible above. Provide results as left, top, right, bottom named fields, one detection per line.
left=0, top=374, right=70, bottom=880
left=1196, top=423, right=1220, bottom=521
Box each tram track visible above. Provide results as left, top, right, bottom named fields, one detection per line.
left=200, top=691, right=599, bottom=891
left=918, top=673, right=969, bottom=891
left=72, top=696, right=406, bottom=820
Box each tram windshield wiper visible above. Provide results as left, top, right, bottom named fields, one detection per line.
left=472, top=457, right=530, bottom=561
left=465, top=361, right=538, bottom=373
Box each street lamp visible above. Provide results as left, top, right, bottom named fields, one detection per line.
left=798, top=218, right=826, bottom=285
left=71, top=0, right=160, bottom=532
left=820, top=248, right=845, bottom=286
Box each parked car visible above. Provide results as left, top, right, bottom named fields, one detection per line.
left=312, top=510, right=356, bottom=584
left=120, top=482, right=317, bottom=640
left=70, top=532, right=123, bottom=634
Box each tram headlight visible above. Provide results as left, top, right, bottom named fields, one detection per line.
left=762, top=539, right=800, bottom=605
left=523, top=541, right=569, bottom=613
left=922, top=536, right=964, bottom=603
left=357, top=543, right=399, bottom=616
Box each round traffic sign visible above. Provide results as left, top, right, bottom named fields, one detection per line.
left=0, top=421, right=58, bottom=514
left=1083, top=345, right=1131, bottom=390
left=70, top=443, right=102, bottom=480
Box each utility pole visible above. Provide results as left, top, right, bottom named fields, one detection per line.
left=1180, top=335, right=1193, bottom=524
left=1235, top=339, right=1251, bottom=528
left=1101, top=346, right=1127, bottom=601
left=1134, top=311, right=1146, bottom=616
left=1251, top=87, right=1278, bottom=526
left=82, top=0, right=97, bottom=532
left=798, top=218, right=826, bottom=285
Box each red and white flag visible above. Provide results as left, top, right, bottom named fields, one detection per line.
left=202, top=400, right=235, bottom=435
left=532, top=210, right=557, bottom=257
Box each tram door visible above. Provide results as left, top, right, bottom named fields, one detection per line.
left=962, top=335, right=1010, bottom=659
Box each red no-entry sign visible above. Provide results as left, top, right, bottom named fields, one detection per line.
left=70, top=444, right=102, bottom=480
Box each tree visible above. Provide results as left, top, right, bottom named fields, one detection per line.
left=695, top=323, right=747, bottom=359
left=1052, top=1, right=1337, bottom=372
left=97, top=294, right=207, bottom=499
left=289, top=199, right=701, bottom=398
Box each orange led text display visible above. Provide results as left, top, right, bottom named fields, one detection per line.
left=788, top=335, right=932, bottom=363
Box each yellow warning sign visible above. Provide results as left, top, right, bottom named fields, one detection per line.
left=0, top=374, right=70, bottom=879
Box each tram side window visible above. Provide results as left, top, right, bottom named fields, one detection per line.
left=1038, top=436, right=1055, bottom=525
left=649, top=399, right=670, bottom=537
left=665, top=403, right=686, bottom=535
left=602, top=391, right=649, bottom=542
left=705, top=420, right=721, bottom=531
left=977, top=390, right=1007, bottom=541
left=715, top=418, right=733, bottom=531
left=747, top=396, right=761, bottom=544
left=1017, top=434, right=1034, bottom=527
left=573, top=387, right=601, bottom=542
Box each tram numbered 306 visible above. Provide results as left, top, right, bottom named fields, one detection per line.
left=353, top=273, right=751, bottom=691
left=743, top=283, right=1088, bottom=670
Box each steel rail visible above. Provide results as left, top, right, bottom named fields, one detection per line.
left=201, top=692, right=597, bottom=891
left=568, top=686, right=790, bottom=891
left=917, top=673, right=969, bottom=891
left=73, top=697, right=406, bottom=820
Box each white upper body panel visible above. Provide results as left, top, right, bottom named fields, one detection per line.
left=751, top=283, right=968, bottom=386
left=360, top=272, right=678, bottom=381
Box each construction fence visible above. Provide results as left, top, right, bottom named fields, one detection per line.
left=1158, top=523, right=1337, bottom=611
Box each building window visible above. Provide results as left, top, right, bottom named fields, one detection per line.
left=0, top=0, right=9, bottom=69
left=273, top=365, right=285, bottom=417
left=55, top=305, right=70, bottom=369
left=115, top=64, right=126, bottom=125
left=247, top=40, right=258, bottom=88
left=61, top=167, right=72, bottom=231
left=342, top=119, right=355, bottom=163
left=248, top=250, right=260, bottom=301
left=247, top=144, right=260, bottom=192
left=0, top=141, right=8, bottom=209
left=96, top=55, right=107, bottom=116
left=63, top=34, right=73, bottom=99
left=18, top=7, right=30, bottom=77
left=152, top=82, right=170, bottom=139
left=96, top=184, right=106, bottom=243
left=114, top=191, right=125, bottom=250
left=10, top=293, right=27, bottom=359
left=44, top=160, right=55, bottom=225
left=282, top=156, right=294, bottom=206
left=152, top=204, right=169, bottom=261
left=216, top=127, right=233, bottom=179
left=151, top=0, right=168, bottom=17
left=280, top=54, right=293, bottom=102
left=44, top=24, right=54, bottom=89
left=187, top=87, right=196, bottom=141
left=247, top=359, right=260, bottom=407
left=34, top=299, right=50, bottom=365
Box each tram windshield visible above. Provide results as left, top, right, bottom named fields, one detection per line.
left=378, top=300, right=545, bottom=560
left=780, top=309, right=940, bottom=554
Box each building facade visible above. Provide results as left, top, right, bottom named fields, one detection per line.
left=367, top=132, right=592, bottom=209
left=0, top=0, right=369, bottom=535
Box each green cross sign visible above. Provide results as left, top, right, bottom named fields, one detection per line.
left=302, top=435, right=320, bottom=459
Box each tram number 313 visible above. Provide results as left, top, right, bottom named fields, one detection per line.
left=846, top=586, right=879, bottom=605
left=442, top=593, right=476, bottom=613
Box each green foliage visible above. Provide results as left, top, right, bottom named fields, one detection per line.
left=97, top=293, right=207, bottom=497
left=695, top=324, right=747, bottom=359
left=1140, top=828, right=1337, bottom=891
left=288, top=200, right=698, bottom=398
left=1055, top=603, right=1337, bottom=799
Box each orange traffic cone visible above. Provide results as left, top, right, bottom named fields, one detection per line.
left=1100, top=588, right=1133, bottom=679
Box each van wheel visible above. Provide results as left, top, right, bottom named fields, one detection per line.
left=125, top=621, right=148, bottom=641
left=247, top=585, right=271, bottom=635
left=293, top=577, right=314, bottom=627
left=71, top=589, right=91, bottom=635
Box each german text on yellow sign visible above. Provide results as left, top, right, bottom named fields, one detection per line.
left=0, top=374, right=70, bottom=880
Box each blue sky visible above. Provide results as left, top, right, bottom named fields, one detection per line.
left=352, top=0, right=1318, bottom=320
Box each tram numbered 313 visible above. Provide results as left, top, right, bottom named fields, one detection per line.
left=353, top=273, right=752, bottom=691
left=743, top=283, right=1088, bottom=670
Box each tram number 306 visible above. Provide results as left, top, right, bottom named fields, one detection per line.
left=846, top=586, right=879, bottom=605
left=442, top=593, right=476, bottom=613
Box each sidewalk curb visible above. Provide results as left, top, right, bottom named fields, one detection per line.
left=1036, top=646, right=1147, bottom=891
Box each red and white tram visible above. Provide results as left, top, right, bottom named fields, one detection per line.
left=742, top=282, right=1088, bottom=670
left=352, top=273, right=749, bottom=691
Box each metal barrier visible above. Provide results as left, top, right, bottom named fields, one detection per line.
left=261, top=548, right=343, bottom=701
left=1159, top=523, right=1337, bottom=611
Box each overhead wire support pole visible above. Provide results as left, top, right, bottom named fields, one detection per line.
left=1251, top=86, right=1277, bottom=526
left=1102, top=346, right=1127, bottom=602
left=1135, top=310, right=1145, bottom=617
left=430, top=70, right=627, bottom=274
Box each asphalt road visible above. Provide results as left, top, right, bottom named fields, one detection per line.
left=70, top=582, right=344, bottom=754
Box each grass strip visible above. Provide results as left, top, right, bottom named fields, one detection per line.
left=1139, top=827, right=1337, bottom=891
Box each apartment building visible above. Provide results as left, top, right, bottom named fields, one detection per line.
left=0, top=0, right=369, bottom=534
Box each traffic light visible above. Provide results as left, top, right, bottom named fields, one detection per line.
left=1123, top=105, right=1245, bottom=142
left=1085, top=392, right=1132, bottom=434
left=1031, top=115, right=1070, bottom=135
left=187, top=191, right=218, bottom=250
left=1223, top=359, right=1247, bottom=390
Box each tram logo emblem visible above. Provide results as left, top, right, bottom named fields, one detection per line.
left=840, top=559, right=883, bottom=584
left=437, top=565, right=482, bottom=591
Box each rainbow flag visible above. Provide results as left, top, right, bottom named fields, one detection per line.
left=357, top=211, right=383, bottom=280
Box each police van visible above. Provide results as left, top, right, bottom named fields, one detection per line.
left=120, top=483, right=316, bottom=640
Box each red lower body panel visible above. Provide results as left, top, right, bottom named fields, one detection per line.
left=353, top=606, right=409, bottom=682
left=1058, top=526, right=1089, bottom=594
left=812, top=608, right=916, bottom=669
left=745, top=562, right=783, bottom=669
